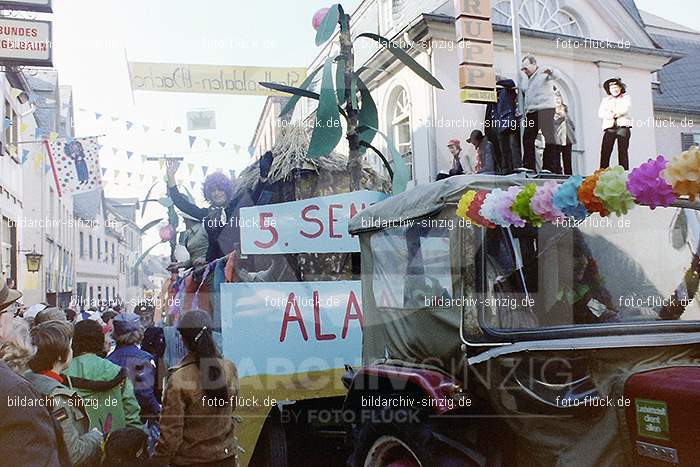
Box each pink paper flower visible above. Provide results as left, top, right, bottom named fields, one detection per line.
left=627, top=156, right=677, bottom=209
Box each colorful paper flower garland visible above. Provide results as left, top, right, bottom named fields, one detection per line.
left=455, top=149, right=699, bottom=228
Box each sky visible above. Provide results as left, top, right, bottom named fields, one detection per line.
left=48, top=0, right=698, bottom=254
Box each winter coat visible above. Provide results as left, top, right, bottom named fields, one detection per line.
left=598, top=94, right=632, bottom=129
left=64, top=352, right=143, bottom=433
left=523, top=68, right=557, bottom=114
left=154, top=353, right=239, bottom=466
left=496, top=79, right=518, bottom=133
left=476, top=139, right=497, bottom=174
left=168, top=180, right=265, bottom=262
left=0, top=361, right=70, bottom=467
left=107, top=344, right=161, bottom=419
left=24, top=370, right=103, bottom=467
left=554, top=110, right=577, bottom=146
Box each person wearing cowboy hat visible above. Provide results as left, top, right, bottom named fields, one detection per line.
left=598, top=77, right=632, bottom=169
left=0, top=279, right=22, bottom=314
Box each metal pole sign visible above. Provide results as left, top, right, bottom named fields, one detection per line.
left=454, top=0, right=497, bottom=103
left=0, top=0, right=52, bottom=13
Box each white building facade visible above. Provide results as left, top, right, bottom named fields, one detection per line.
left=273, top=0, right=678, bottom=185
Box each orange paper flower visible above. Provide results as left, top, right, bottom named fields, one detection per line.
left=578, top=169, right=609, bottom=216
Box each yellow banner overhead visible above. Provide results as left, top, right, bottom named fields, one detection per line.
left=127, top=62, right=307, bottom=96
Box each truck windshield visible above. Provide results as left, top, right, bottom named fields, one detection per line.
left=478, top=206, right=700, bottom=333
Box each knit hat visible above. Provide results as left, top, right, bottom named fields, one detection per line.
left=112, top=312, right=141, bottom=337
left=72, top=319, right=105, bottom=355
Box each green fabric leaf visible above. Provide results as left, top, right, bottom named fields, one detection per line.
left=308, top=57, right=343, bottom=159
left=133, top=242, right=164, bottom=270
left=158, top=197, right=173, bottom=208
left=356, top=78, right=378, bottom=153
left=335, top=57, right=346, bottom=104
left=359, top=125, right=410, bottom=194
left=356, top=33, right=444, bottom=89
left=359, top=141, right=393, bottom=179
left=279, top=65, right=323, bottom=117
left=315, top=4, right=340, bottom=46
left=259, top=81, right=319, bottom=101
left=140, top=181, right=160, bottom=217
left=139, top=218, right=163, bottom=235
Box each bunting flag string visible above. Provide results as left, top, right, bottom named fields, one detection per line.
left=75, top=107, right=242, bottom=153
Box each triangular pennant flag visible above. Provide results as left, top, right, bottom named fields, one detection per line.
left=188, top=135, right=197, bottom=148
left=21, top=149, right=29, bottom=164
left=201, top=166, right=208, bottom=177
left=229, top=170, right=236, bottom=180
left=247, top=145, right=255, bottom=157
left=139, top=174, right=145, bottom=182
left=20, top=122, right=28, bottom=133
left=233, top=144, right=241, bottom=154
left=95, top=112, right=103, bottom=120
left=151, top=176, right=157, bottom=184
left=112, top=147, right=119, bottom=155
left=111, top=116, right=119, bottom=122
left=187, top=163, right=194, bottom=175
left=159, top=160, right=165, bottom=170
left=28, top=94, right=39, bottom=104
left=33, top=154, right=42, bottom=172
left=204, top=138, right=211, bottom=148
left=34, top=127, right=45, bottom=138
left=49, top=132, right=59, bottom=141
left=190, top=181, right=196, bottom=189
left=3, top=117, right=12, bottom=130
left=141, top=154, right=147, bottom=163
left=127, top=171, right=133, bottom=179
left=143, top=125, right=150, bottom=132
left=101, top=168, right=107, bottom=176
left=10, top=88, right=23, bottom=99
left=174, top=126, right=182, bottom=134
left=114, top=169, right=121, bottom=178
left=126, top=151, right=134, bottom=160
left=126, top=121, right=134, bottom=130
left=219, top=141, right=226, bottom=148
left=44, top=163, right=51, bottom=174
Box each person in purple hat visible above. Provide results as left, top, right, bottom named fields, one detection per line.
left=107, top=312, right=161, bottom=424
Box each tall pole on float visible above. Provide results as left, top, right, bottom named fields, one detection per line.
left=510, top=0, right=525, bottom=141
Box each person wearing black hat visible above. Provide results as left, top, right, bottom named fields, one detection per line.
left=467, top=129, right=496, bottom=174
left=598, top=77, right=632, bottom=169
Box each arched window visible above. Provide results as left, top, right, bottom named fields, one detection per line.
left=493, top=0, right=583, bottom=37
left=388, top=87, right=413, bottom=180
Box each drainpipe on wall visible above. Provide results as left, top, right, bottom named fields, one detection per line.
left=427, top=38, right=438, bottom=182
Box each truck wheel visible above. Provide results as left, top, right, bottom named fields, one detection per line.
left=250, top=415, right=287, bottom=467
left=348, top=407, right=435, bottom=467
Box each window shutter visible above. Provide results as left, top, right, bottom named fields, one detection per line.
left=681, top=133, right=695, bottom=151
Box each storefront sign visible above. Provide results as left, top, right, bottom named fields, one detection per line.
left=454, top=0, right=496, bottom=103
left=128, top=61, right=307, bottom=96
left=220, top=281, right=363, bottom=377
left=0, top=0, right=52, bottom=13
left=239, top=190, right=388, bottom=255
left=0, top=17, right=51, bottom=66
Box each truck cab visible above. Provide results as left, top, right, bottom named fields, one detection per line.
left=344, top=174, right=700, bottom=467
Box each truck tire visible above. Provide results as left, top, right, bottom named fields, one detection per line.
left=348, top=407, right=436, bottom=467
left=250, top=415, right=287, bottom=467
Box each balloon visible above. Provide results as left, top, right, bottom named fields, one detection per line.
left=159, top=224, right=175, bottom=242
left=312, top=7, right=330, bottom=30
